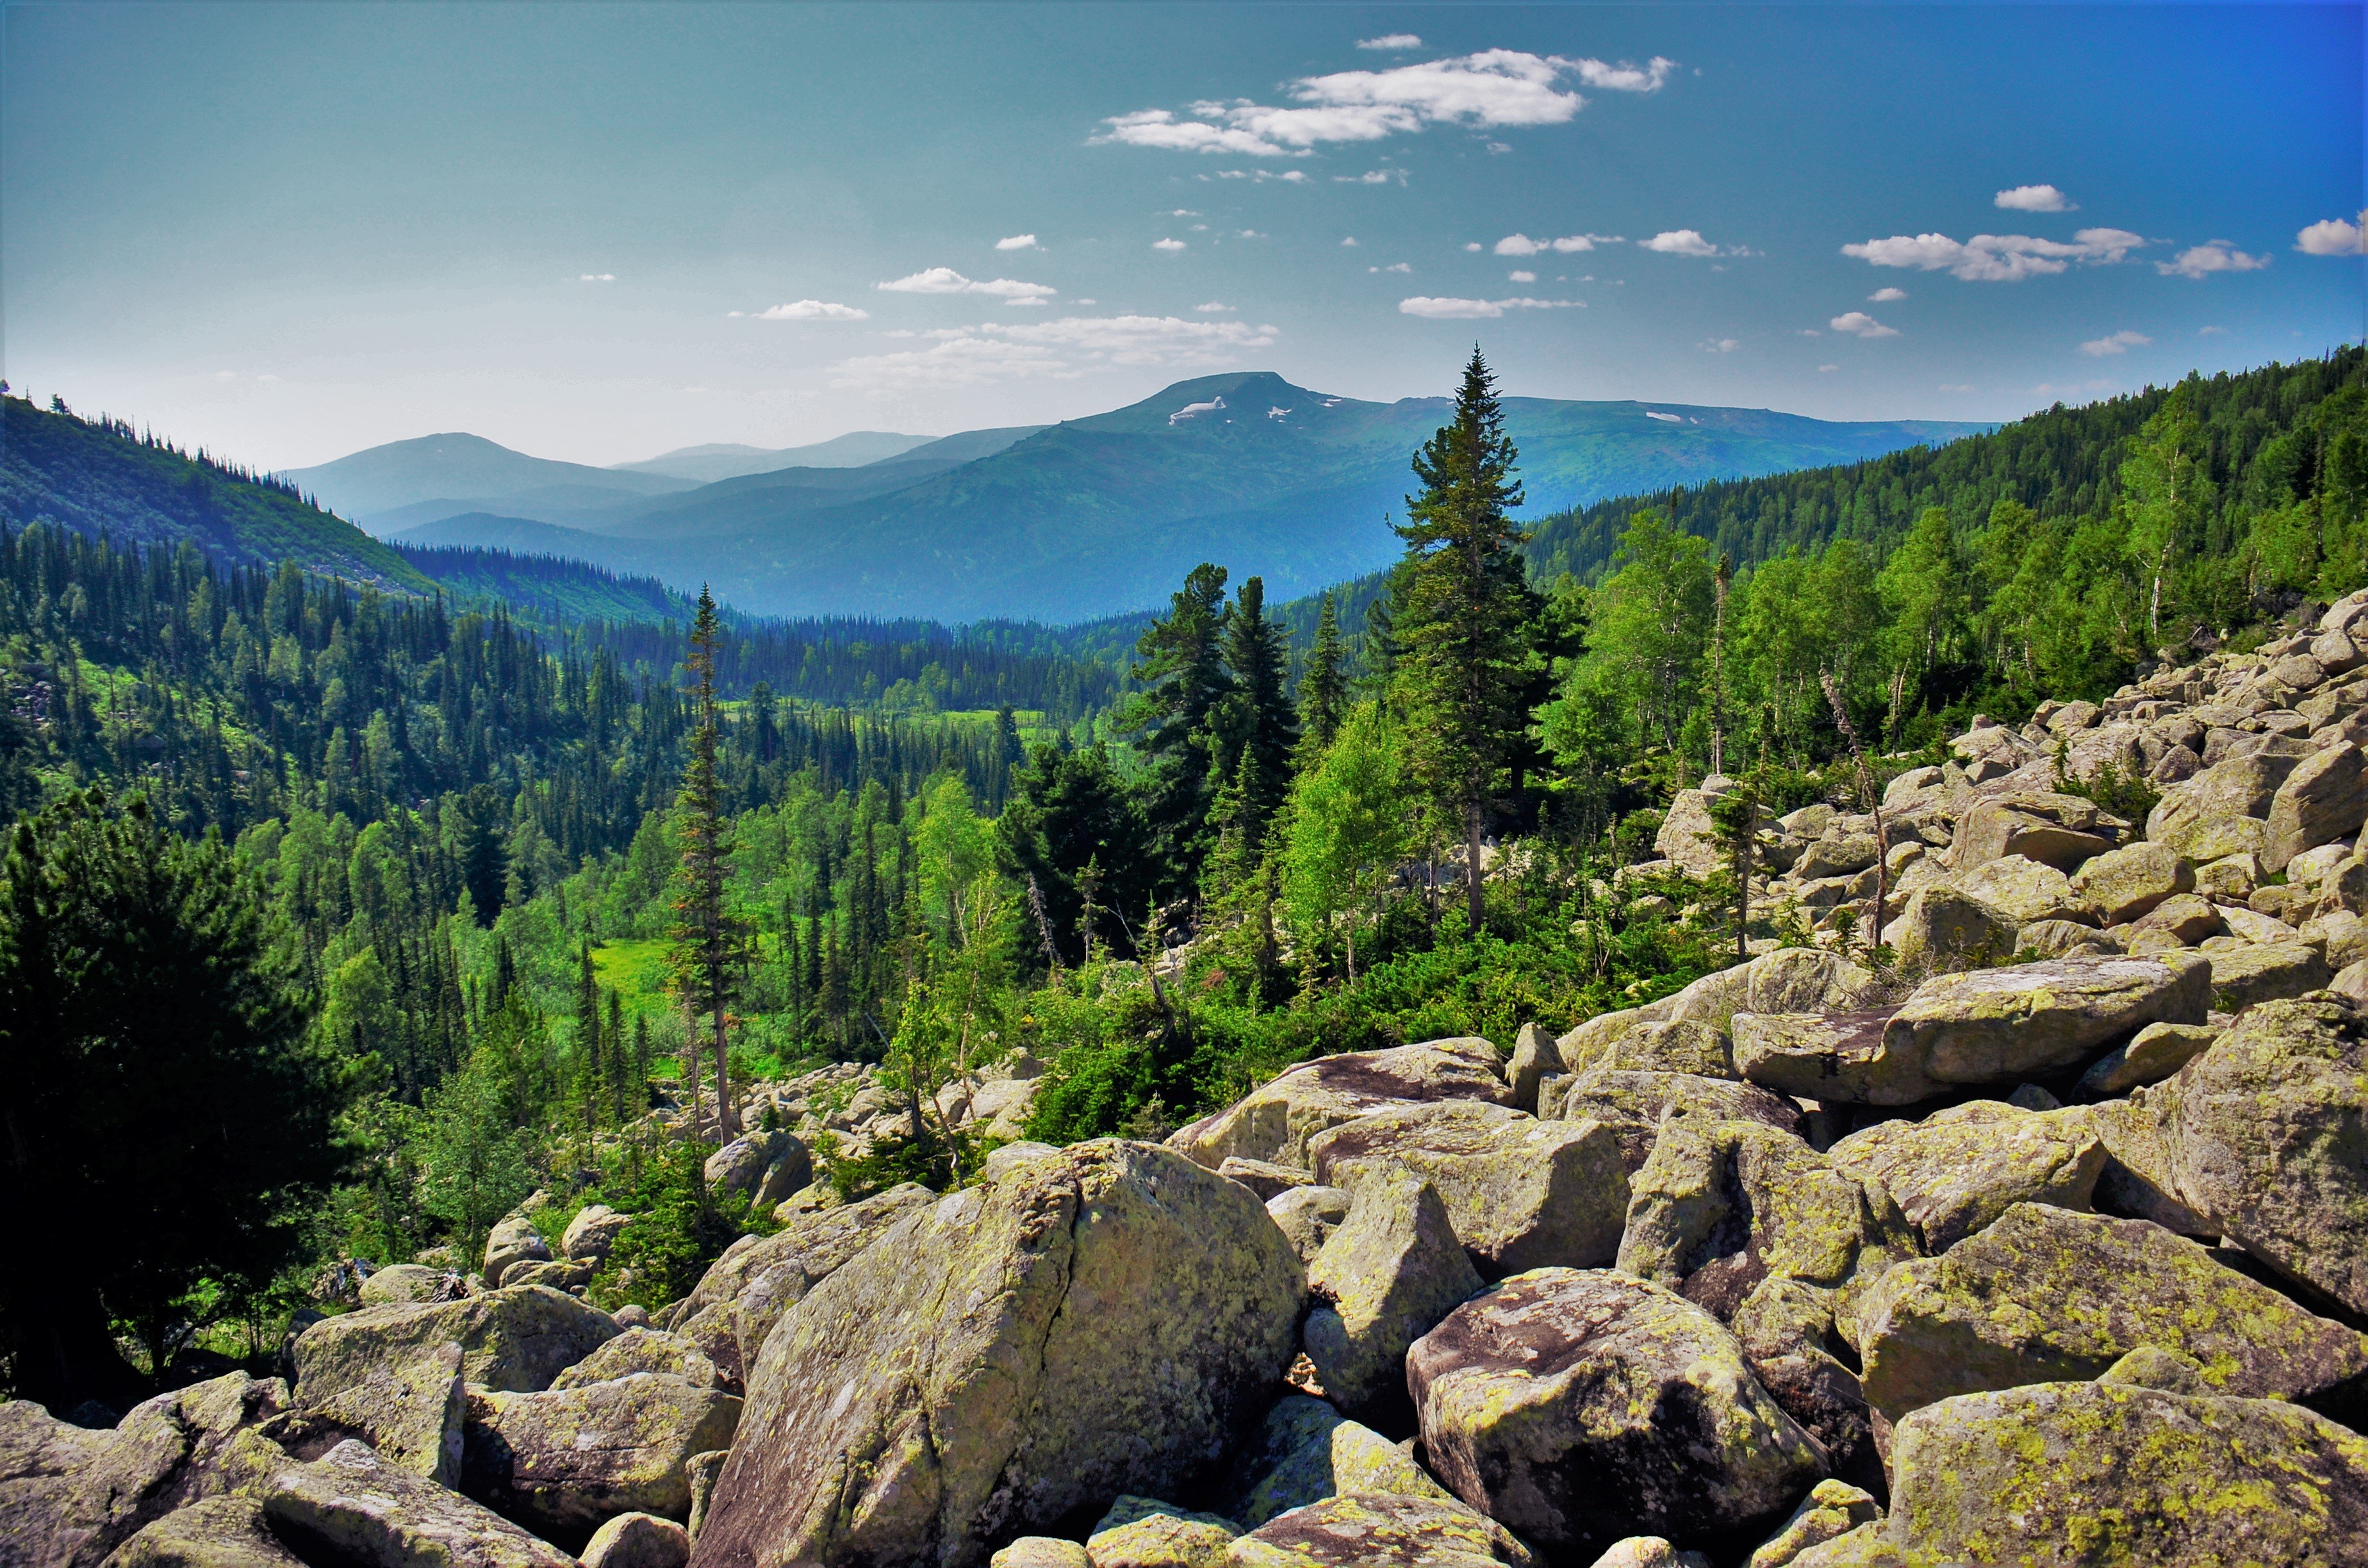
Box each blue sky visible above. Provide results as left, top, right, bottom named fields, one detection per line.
left=3, top=3, right=2360, bottom=469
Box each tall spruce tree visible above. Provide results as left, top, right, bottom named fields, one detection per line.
left=671, top=587, right=745, bottom=1136
left=1388, top=348, right=1538, bottom=934
left=1298, top=591, right=1349, bottom=754
left=1130, top=562, right=1235, bottom=889
left=1218, top=575, right=1298, bottom=852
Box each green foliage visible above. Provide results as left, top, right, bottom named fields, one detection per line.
left=593, top=1141, right=744, bottom=1312
left=1282, top=700, right=1415, bottom=981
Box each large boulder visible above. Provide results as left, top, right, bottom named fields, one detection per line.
left=261, top=1439, right=573, bottom=1568
left=552, top=1328, right=721, bottom=1392
left=1303, top=1170, right=1483, bottom=1424
left=1306, top=1102, right=1629, bottom=1277
left=1558, top=952, right=1884, bottom=1072
left=1654, top=789, right=1725, bottom=879
left=1824, top=1101, right=2103, bottom=1252
left=1506, top=1023, right=1564, bottom=1114
left=582, top=1513, right=693, bottom=1568
left=1169, top=1040, right=1509, bottom=1171
left=1087, top=1497, right=1239, bottom=1568
left=561, top=1205, right=631, bottom=1265
left=2066, top=840, right=2192, bottom=924
left=101, top=1495, right=307, bottom=1568
left=703, top=1131, right=803, bottom=1200
left=1265, top=1186, right=1352, bottom=1268
left=1408, top=1269, right=1825, bottom=1560
left=2151, top=994, right=2368, bottom=1314
left=1730, top=1011, right=1935, bottom=1107
left=2075, top=1020, right=2218, bottom=1095
left=1582, top=1020, right=1735, bottom=1079
left=1951, top=856, right=2088, bottom=927
left=1615, top=1118, right=1917, bottom=1326
left=691, top=1141, right=1306, bottom=1568
left=484, top=1213, right=552, bottom=1288
left=1727, top=1278, right=1886, bottom=1499
left=1880, top=886, right=2019, bottom=972
left=2265, top=739, right=2368, bottom=870
left=2205, top=937, right=2332, bottom=1012
left=1558, top=1071, right=1803, bottom=1171
left=268, top=1341, right=465, bottom=1485
left=357, top=1264, right=459, bottom=1307
left=292, top=1285, right=618, bottom=1398
left=1788, top=1380, right=2368, bottom=1568
left=1878, top=953, right=2210, bottom=1088
left=2146, top=750, right=2300, bottom=862
left=1950, top=794, right=2112, bottom=874
left=463, top=1373, right=743, bottom=1540
left=1741, top=1481, right=1881, bottom=1568
left=1852, top=1203, right=2368, bottom=1423
left=1224, top=1493, right=1528, bottom=1568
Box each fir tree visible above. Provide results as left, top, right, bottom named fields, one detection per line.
left=1130, top=563, right=1234, bottom=889
left=1388, top=348, right=1539, bottom=934
left=1298, top=591, right=1349, bottom=754
left=671, top=587, right=747, bottom=1136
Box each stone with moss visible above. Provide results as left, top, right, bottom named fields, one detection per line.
left=1307, top=1102, right=1628, bottom=1277
left=1825, top=1101, right=2103, bottom=1253
left=263, top=1439, right=574, bottom=1568
left=1408, top=1268, right=1825, bottom=1558
left=1743, top=1481, right=1882, bottom=1568
left=1953, top=855, right=2091, bottom=926
left=1221, top=1396, right=1348, bottom=1528
left=552, top=1328, right=720, bottom=1392
left=1086, top=1499, right=1240, bottom=1568
left=580, top=1512, right=691, bottom=1568
left=267, top=1341, right=465, bottom=1487
left=1303, top=1170, right=1483, bottom=1425
left=1730, top=1011, right=1939, bottom=1107
left=484, top=1213, right=552, bottom=1287
left=357, top=1264, right=455, bottom=1307
left=1168, top=1039, right=1509, bottom=1171
left=1559, top=1071, right=1804, bottom=1170
left=101, top=1496, right=306, bottom=1568
left=292, top=1284, right=617, bottom=1399
left=1853, top=1202, right=2368, bottom=1423
left=1728, top=1277, right=1886, bottom=1497
left=2075, top=1021, right=2217, bottom=1095
left=1883, top=886, right=2021, bottom=972
left=695, top=1140, right=1306, bottom=1568
left=2067, top=840, right=2193, bottom=925
left=2146, top=750, right=2297, bottom=862
left=2204, top=937, right=2333, bottom=1013
left=1788, top=1379, right=2368, bottom=1567
left=1881, top=953, right=2210, bottom=1088
left=991, top=1541, right=1092, bottom=1568
left=1265, top=1186, right=1352, bottom=1268
left=1583, top=1542, right=1710, bottom=1568
left=1223, top=1494, right=1529, bottom=1568
left=462, top=1371, right=742, bottom=1539
left=2153, top=993, right=2368, bottom=1314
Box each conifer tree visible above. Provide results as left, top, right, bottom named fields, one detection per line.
left=671, top=587, right=746, bottom=1136
left=1298, top=592, right=1349, bottom=754
left=572, top=941, right=604, bottom=1134
left=1130, top=563, right=1235, bottom=888
left=1388, top=348, right=1539, bottom=934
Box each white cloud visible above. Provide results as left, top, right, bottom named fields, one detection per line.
left=2199, top=325, right=2229, bottom=335
left=876, top=266, right=1055, bottom=298
left=1208, top=168, right=1310, bottom=183
left=1238, top=229, right=1265, bottom=239
left=1464, top=241, right=1483, bottom=252
left=1005, top=296, right=1048, bottom=307
left=1399, top=295, right=1581, bottom=318
left=1704, top=338, right=1739, bottom=353
left=2080, top=329, right=2150, bottom=355
left=1830, top=311, right=1898, bottom=338
left=1342, top=236, right=1360, bottom=247
left=1153, top=238, right=1187, bottom=251
left=1194, top=301, right=1234, bottom=313
left=1842, top=227, right=2144, bottom=281
left=1508, top=270, right=1536, bottom=282
left=2158, top=242, right=2269, bottom=279
left=833, top=313, right=1279, bottom=390
left=1641, top=229, right=1722, bottom=257
left=2298, top=212, right=2367, bottom=256
left=1995, top=184, right=2075, bottom=213
left=1383, top=261, right=1411, bottom=273
left=577, top=273, right=616, bottom=282
left=1337, top=169, right=1406, bottom=184
left=1096, top=49, right=1675, bottom=157
left=1496, top=232, right=1618, bottom=257
left=1357, top=33, right=1423, bottom=50
left=1868, top=286, right=1907, bottom=302
left=1172, top=208, right=1200, bottom=216
left=1486, top=142, right=1513, bottom=154
left=1818, top=364, right=1839, bottom=373
left=996, top=234, right=1039, bottom=250
left=757, top=299, right=871, bottom=320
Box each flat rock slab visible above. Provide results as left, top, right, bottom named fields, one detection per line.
left=1853, top=1202, right=2368, bottom=1423
left=1789, top=1381, right=2368, bottom=1567
left=262, top=1439, right=575, bottom=1568
left=1882, top=954, right=2210, bottom=1087
left=1308, top=1102, right=1628, bottom=1277
left=692, top=1140, right=1305, bottom=1568
left=1169, top=1040, right=1509, bottom=1171
left=1408, top=1268, right=1824, bottom=1558
left=1224, top=1494, right=1529, bottom=1568
left=2205, top=938, right=2331, bottom=1012
left=1825, top=1101, right=2103, bottom=1252
left=2154, top=994, right=2368, bottom=1315
left=272, top=1341, right=465, bottom=1486
left=551, top=1328, right=719, bottom=1392
left=1558, top=1072, right=1803, bottom=1171
left=464, top=1372, right=743, bottom=1539
left=1730, top=1011, right=1930, bottom=1106
left=293, top=1285, right=618, bottom=1399
left=103, top=1496, right=308, bottom=1568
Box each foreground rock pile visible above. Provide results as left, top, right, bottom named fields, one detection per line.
left=12, top=607, right=2368, bottom=1566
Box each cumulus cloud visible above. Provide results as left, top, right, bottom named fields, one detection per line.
left=2298, top=212, right=2367, bottom=256
left=833, top=313, right=1279, bottom=390
left=1096, top=49, right=1675, bottom=157
left=1465, top=241, right=1483, bottom=252
left=1830, top=311, right=1898, bottom=338
left=2081, top=329, right=2151, bottom=356
left=1641, top=229, right=1723, bottom=257
left=1508, top=270, right=1536, bottom=282
left=1357, top=33, right=1423, bottom=49
left=1842, top=227, right=2144, bottom=282
left=996, top=234, right=1039, bottom=250
left=1495, top=232, right=1619, bottom=256
left=1342, top=236, right=1360, bottom=247
left=1399, top=295, right=1581, bottom=319
left=1869, top=286, right=1907, bottom=302
left=2158, top=242, right=2269, bottom=279
left=876, top=267, right=1055, bottom=298
left=1153, top=238, right=1187, bottom=251
left=757, top=300, right=870, bottom=320
left=1995, top=184, right=2075, bottom=213
left=1195, top=301, right=1234, bottom=312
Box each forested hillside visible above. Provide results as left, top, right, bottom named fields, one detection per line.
left=6, top=348, right=2362, bottom=1430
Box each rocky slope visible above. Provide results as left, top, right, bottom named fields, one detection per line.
left=13, top=600, right=2368, bottom=1567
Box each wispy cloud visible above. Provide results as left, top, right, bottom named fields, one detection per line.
left=1194, top=302, right=1234, bottom=313
left=1843, top=227, right=2142, bottom=281
left=1496, top=232, right=1620, bottom=256
left=876, top=266, right=1055, bottom=298
left=1336, top=169, right=1407, bottom=184
left=2298, top=211, right=2367, bottom=256
left=833, top=314, right=1278, bottom=389
left=1205, top=168, right=1310, bottom=183
left=2080, top=329, right=2150, bottom=356
left=1818, top=364, right=1839, bottom=373
left=2199, top=325, right=2229, bottom=335
left=1995, top=184, right=2075, bottom=213
left=1399, top=295, right=1581, bottom=319
left=2158, top=241, right=2269, bottom=279
left=1868, top=286, right=1907, bottom=302
left=1096, top=49, right=1675, bottom=157
left=995, top=234, right=1039, bottom=251
left=1703, top=338, right=1739, bottom=353
left=756, top=300, right=870, bottom=320
left=1369, top=261, right=1412, bottom=274
left=577, top=273, right=616, bottom=282
left=1357, top=33, right=1423, bottom=50
left=1830, top=311, right=1898, bottom=338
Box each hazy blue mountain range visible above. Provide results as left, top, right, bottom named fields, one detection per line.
left=272, top=373, right=1985, bottom=623
left=610, top=430, right=935, bottom=484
